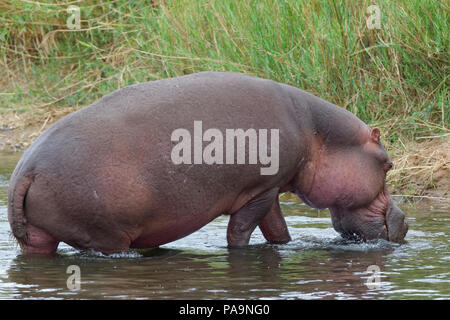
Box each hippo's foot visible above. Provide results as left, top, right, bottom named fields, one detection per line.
left=227, top=188, right=280, bottom=247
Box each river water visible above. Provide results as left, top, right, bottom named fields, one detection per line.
left=0, top=152, right=449, bottom=299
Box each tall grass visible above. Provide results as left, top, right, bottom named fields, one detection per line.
left=0, top=0, right=448, bottom=141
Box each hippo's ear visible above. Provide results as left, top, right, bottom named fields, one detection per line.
left=371, top=128, right=380, bottom=143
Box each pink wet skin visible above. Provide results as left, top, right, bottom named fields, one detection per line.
left=7, top=72, right=408, bottom=255
left=18, top=225, right=59, bottom=255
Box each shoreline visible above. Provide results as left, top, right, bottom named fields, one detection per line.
left=1, top=109, right=449, bottom=202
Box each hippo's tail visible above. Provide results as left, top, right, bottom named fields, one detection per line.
left=8, top=175, right=33, bottom=245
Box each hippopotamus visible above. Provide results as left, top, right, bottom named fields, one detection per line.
left=8, top=72, right=408, bottom=254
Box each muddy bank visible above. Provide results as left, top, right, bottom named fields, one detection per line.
left=1, top=109, right=449, bottom=201
left=387, top=137, right=449, bottom=201
left=0, top=108, right=74, bottom=152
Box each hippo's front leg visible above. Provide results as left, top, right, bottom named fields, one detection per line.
left=227, top=188, right=279, bottom=247
left=258, top=198, right=291, bottom=244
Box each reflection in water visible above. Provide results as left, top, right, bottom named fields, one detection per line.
left=0, top=152, right=449, bottom=299
left=6, top=244, right=391, bottom=300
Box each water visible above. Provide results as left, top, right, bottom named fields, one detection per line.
left=0, top=152, right=449, bottom=300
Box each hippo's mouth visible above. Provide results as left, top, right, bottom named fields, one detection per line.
left=329, top=189, right=408, bottom=243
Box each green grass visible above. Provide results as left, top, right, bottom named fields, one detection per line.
left=0, top=0, right=448, bottom=141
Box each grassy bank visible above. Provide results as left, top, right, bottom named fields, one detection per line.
left=0, top=0, right=448, bottom=199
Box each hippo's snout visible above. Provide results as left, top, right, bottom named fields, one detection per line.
left=329, top=191, right=408, bottom=243
left=386, top=202, right=408, bottom=243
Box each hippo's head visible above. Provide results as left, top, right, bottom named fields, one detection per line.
left=295, top=127, right=408, bottom=243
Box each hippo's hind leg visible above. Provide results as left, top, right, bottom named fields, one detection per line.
left=258, top=198, right=291, bottom=244
left=19, top=224, right=59, bottom=255
left=227, top=188, right=279, bottom=247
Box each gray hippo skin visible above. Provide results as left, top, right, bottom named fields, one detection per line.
left=8, top=72, right=408, bottom=254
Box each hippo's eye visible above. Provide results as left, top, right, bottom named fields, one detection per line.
left=384, top=161, right=393, bottom=172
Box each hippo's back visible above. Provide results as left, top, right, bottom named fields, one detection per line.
left=18, top=72, right=301, bottom=194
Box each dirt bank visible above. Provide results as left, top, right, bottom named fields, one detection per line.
left=0, top=107, right=74, bottom=152
left=387, top=137, right=449, bottom=201
left=1, top=109, right=449, bottom=201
